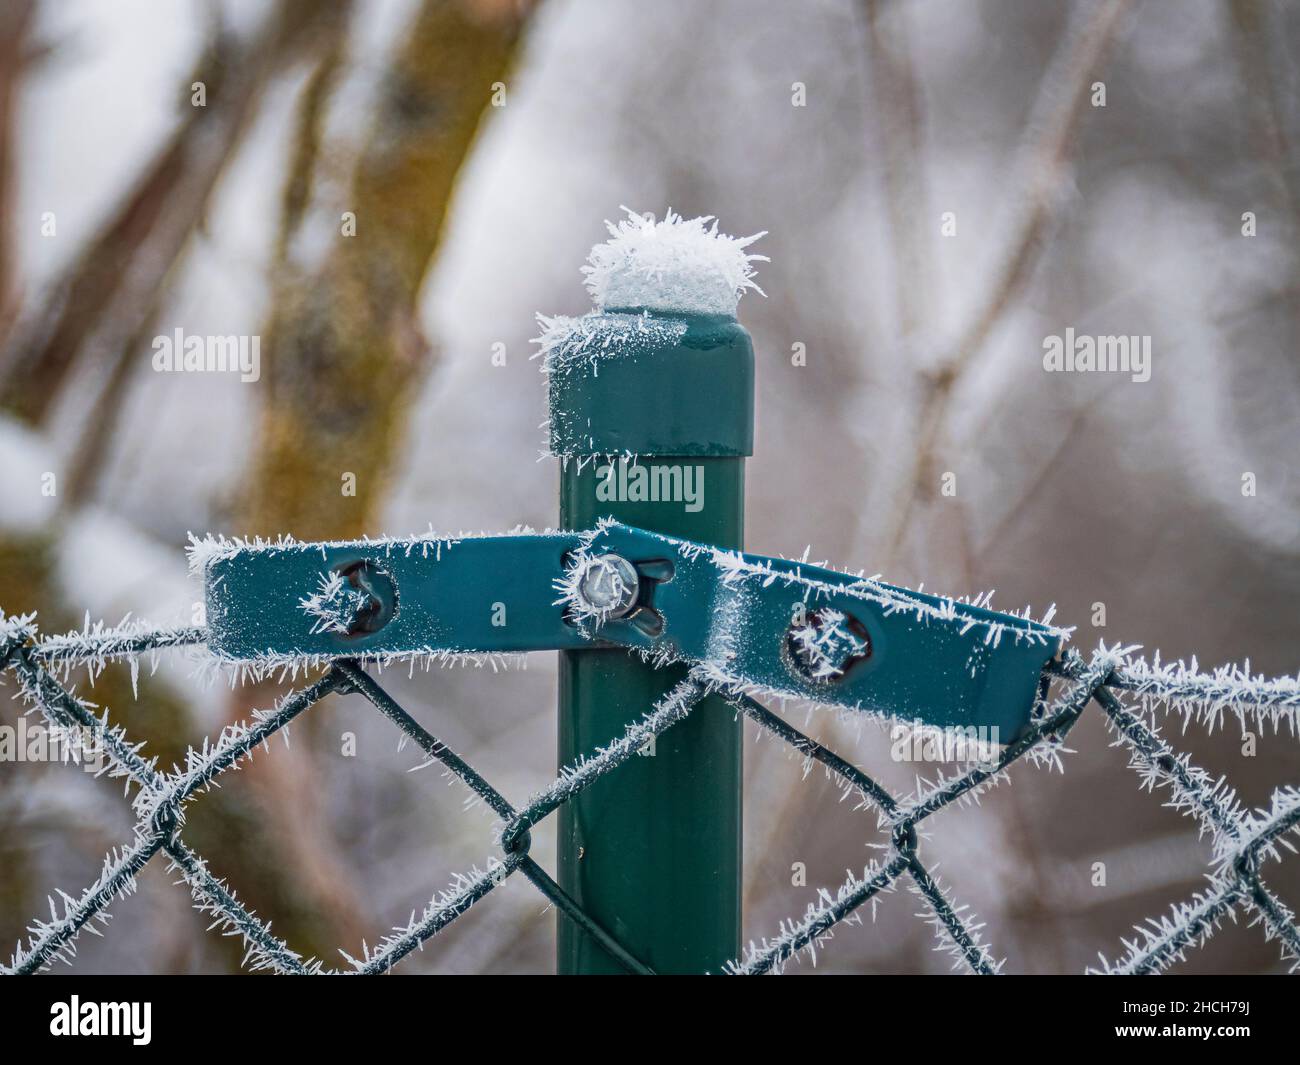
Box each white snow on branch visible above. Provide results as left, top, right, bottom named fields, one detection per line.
left=0, top=417, right=60, bottom=535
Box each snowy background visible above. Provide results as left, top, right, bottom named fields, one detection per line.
left=1, top=0, right=1298, bottom=973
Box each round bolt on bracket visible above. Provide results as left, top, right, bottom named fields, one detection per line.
left=576, top=553, right=641, bottom=621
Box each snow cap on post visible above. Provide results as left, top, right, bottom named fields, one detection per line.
left=538, top=207, right=763, bottom=459
left=583, top=207, right=767, bottom=316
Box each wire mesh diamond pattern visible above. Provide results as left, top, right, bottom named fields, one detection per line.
left=1, top=612, right=1297, bottom=975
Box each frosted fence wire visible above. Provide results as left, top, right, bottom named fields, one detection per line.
left=1, top=614, right=1298, bottom=975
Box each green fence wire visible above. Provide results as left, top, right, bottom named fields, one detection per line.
left=1, top=611, right=1297, bottom=975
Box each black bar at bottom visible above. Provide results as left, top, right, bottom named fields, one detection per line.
left=0, top=971, right=1286, bottom=1050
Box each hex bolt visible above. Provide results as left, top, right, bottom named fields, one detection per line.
left=576, top=553, right=641, bottom=621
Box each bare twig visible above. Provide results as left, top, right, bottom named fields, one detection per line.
left=1226, top=0, right=1300, bottom=351
left=272, top=25, right=351, bottom=272
left=880, top=0, right=1133, bottom=568
left=971, top=385, right=1114, bottom=564
left=0, top=0, right=36, bottom=346
left=58, top=3, right=355, bottom=511
left=860, top=0, right=929, bottom=355
left=238, top=0, right=533, bottom=539
left=1227, top=0, right=1300, bottom=234
left=0, top=0, right=341, bottom=426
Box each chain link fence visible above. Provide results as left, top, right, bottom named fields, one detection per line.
left=1, top=610, right=1298, bottom=975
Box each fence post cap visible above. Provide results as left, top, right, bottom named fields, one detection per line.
left=543, top=307, right=754, bottom=458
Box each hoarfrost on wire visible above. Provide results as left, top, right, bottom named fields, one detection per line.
left=1110, top=647, right=1300, bottom=737
left=5, top=519, right=1300, bottom=975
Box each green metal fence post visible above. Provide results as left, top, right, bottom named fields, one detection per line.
left=552, top=309, right=754, bottom=974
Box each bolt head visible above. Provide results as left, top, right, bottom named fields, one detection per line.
left=577, top=553, right=641, bottom=620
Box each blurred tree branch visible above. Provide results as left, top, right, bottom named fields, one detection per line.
left=4, top=0, right=534, bottom=974
left=240, top=0, right=533, bottom=540
left=1228, top=0, right=1300, bottom=233
left=58, top=2, right=355, bottom=512
left=1227, top=0, right=1300, bottom=355
left=971, top=387, right=1112, bottom=564
left=861, top=0, right=928, bottom=359
left=0, top=0, right=36, bottom=345
left=879, top=0, right=1132, bottom=569
left=0, top=0, right=357, bottom=971
left=220, top=0, right=535, bottom=963
left=848, top=0, right=930, bottom=561
left=0, top=0, right=340, bottom=428
left=272, top=22, right=350, bottom=273
left=850, top=1, right=1131, bottom=975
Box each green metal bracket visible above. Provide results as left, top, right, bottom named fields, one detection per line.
left=564, top=521, right=1063, bottom=738
left=202, top=523, right=1063, bottom=737
left=203, top=532, right=588, bottom=662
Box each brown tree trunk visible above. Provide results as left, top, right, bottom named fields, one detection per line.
left=221, top=0, right=532, bottom=965
left=240, top=0, right=529, bottom=540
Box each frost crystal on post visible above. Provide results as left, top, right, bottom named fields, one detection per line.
left=581, top=206, right=767, bottom=316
